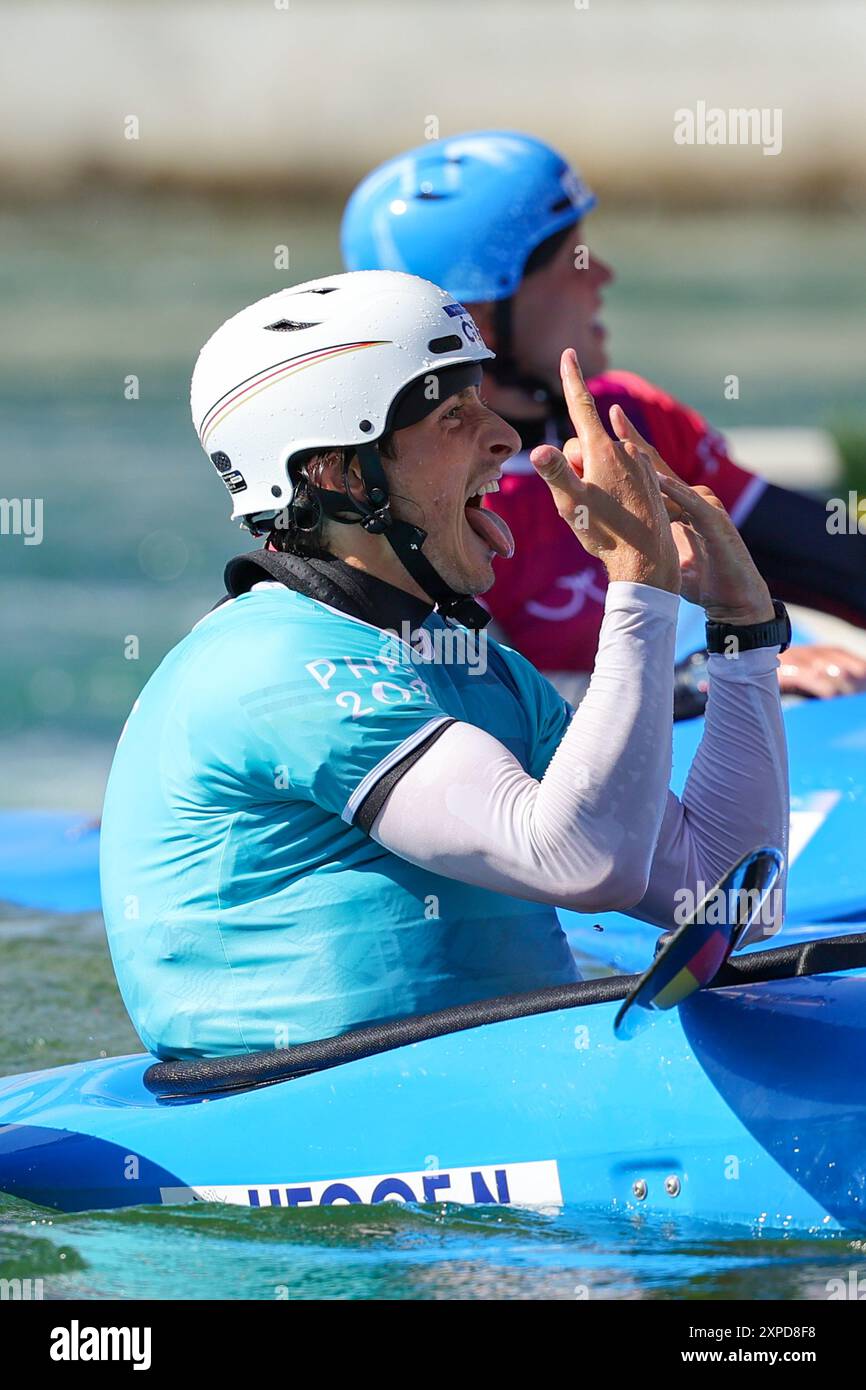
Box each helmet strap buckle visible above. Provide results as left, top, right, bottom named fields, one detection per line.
left=360, top=509, right=391, bottom=536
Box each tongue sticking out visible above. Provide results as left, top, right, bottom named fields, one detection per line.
left=464, top=503, right=514, bottom=559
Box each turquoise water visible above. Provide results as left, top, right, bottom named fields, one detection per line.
left=2, top=194, right=865, bottom=1297
left=2, top=1197, right=863, bottom=1302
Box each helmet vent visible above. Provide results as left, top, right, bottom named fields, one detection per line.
left=265, top=318, right=320, bottom=332
left=428, top=334, right=463, bottom=354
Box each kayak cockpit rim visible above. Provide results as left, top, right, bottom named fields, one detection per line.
left=144, top=929, right=866, bottom=1103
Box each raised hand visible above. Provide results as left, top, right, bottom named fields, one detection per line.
left=611, top=404, right=774, bottom=625
left=530, top=350, right=681, bottom=594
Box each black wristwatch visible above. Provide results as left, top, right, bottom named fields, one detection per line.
left=705, top=599, right=792, bottom=655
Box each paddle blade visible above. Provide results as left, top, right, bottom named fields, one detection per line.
left=613, top=846, right=784, bottom=1040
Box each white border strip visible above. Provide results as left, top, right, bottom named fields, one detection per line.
left=161, top=1159, right=563, bottom=1210
left=342, top=715, right=454, bottom=824
left=727, top=472, right=767, bottom=526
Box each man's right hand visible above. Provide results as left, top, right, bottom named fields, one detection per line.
left=529, top=349, right=681, bottom=595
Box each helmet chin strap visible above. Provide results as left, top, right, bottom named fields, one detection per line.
left=311, top=443, right=492, bottom=632
left=487, top=299, right=556, bottom=407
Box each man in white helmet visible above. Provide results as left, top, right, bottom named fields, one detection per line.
left=100, top=270, right=789, bottom=1060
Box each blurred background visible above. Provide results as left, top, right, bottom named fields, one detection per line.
left=2, top=0, right=865, bottom=811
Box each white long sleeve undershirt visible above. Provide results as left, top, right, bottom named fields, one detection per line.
left=371, top=582, right=788, bottom=927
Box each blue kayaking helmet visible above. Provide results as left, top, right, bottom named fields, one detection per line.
left=341, top=130, right=596, bottom=303
left=341, top=131, right=596, bottom=399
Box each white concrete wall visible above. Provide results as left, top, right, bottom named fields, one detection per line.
left=3, top=0, right=865, bottom=200
left=727, top=429, right=841, bottom=489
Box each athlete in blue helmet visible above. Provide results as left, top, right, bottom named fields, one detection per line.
left=343, top=131, right=866, bottom=710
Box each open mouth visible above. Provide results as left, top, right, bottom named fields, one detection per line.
left=465, top=480, right=501, bottom=506
left=463, top=479, right=514, bottom=559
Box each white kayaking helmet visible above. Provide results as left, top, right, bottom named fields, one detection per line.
left=190, top=270, right=495, bottom=626
left=191, top=270, right=492, bottom=520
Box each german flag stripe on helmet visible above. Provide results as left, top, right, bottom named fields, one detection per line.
left=198, top=340, right=388, bottom=448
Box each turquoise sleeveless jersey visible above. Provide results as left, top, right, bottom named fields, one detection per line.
left=100, top=587, right=579, bottom=1057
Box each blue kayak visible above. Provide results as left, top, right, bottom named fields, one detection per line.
left=1, top=958, right=864, bottom=1230
left=0, top=811, right=101, bottom=914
